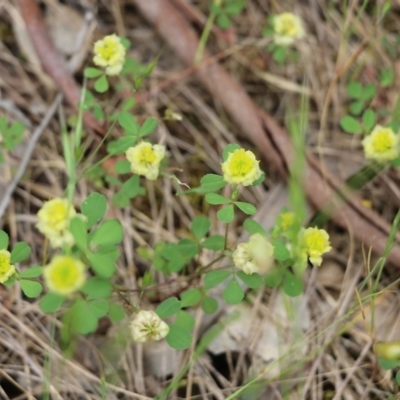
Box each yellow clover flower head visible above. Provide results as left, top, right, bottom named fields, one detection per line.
left=0, top=250, right=16, bottom=284
left=221, top=148, right=262, bottom=186
left=273, top=13, right=305, bottom=46
left=280, top=212, right=295, bottom=231
left=36, top=198, right=76, bottom=248
left=43, top=255, right=86, bottom=296
left=93, top=34, right=126, bottom=76
left=232, top=233, right=274, bottom=275
left=362, top=125, right=399, bottom=162
left=300, top=227, right=331, bottom=267
left=130, top=310, right=170, bottom=343
left=125, top=142, right=166, bottom=180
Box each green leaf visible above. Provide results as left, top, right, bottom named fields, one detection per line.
left=91, top=219, right=123, bottom=246
left=82, top=277, right=112, bottom=299
left=191, top=216, right=211, bottom=240
left=283, top=272, right=303, bottom=297
left=391, top=157, right=400, bottom=167
left=94, top=75, right=109, bottom=93
left=217, top=205, right=235, bottom=223
left=200, top=174, right=227, bottom=192
left=112, top=191, right=130, bottom=208
left=361, top=84, right=377, bottom=101
left=20, top=280, right=42, bottom=298
left=82, top=193, right=107, bottom=228
left=69, top=217, right=87, bottom=250
left=362, top=109, right=376, bottom=133
left=87, top=251, right=116, bottom=278
left=202, top=235, right=225, bottom=251
left=156, top=297, right=182, bottom=318
left=19, top=266, right=42, bottom=278
left=84, top=67, right=103, bottom=78
left=177, top=239, right=199, bottom=260
left=69, top=299, right=98, bottom=334
left=272, top=240, right=290, bottom=261
left=346, top=82, right=362, bottom=99
left=89, top=299, right=109, bottom=318
left=201, top=296, right=218, bottom=314
left=250, top=172, right=265, bottom=186
left=139, top=118, right=158, bottom=136
left=121, top=175, right=145, bottom=198
left=263, top=27, right=274, bottom=37
left=222, top=278, right=244, bottom=305
left=120, top=37, right=131, bottom=49
left=204, top=270, right=231, bottom=289
left=118, top=111, right=140, bottom=136
left=108, top=304, right=126, bottom=322
left=114, top=160, right=131, bottom=174
left=222, top=143, right=241, bottom=161
left=0, top=231, right=8, bottom=250
left=380, top=67, right=394, bottom=87
left=205, top=193, right=231, bottom=205
left=180, top=288, right=201, bottom=307
left=272, top=46, right=286, bottom=64
left=234, top=201, right=257, bottom=215
left=107, top=136, right=137, bottom=155
left=243, top=219, right=267, bottom=236
left=217, top=13, right=231, bottom=29
left=3, top=276, right=16, bottom=287
left=340, top=115, right=363, bottom=134
left=378, top=357, right=400, bottom=370
left=39, top=293, right=66, bottom=313
left=237, top=271, right=262, bottom=289
left=349, top=101, right=364, bottom=116
left=10, top=242, right=31, bottom=263
left=265, top=267, right=285, bottom=287
left=174, top=310, right=195, bottom=330
left=166, top=324, right=192, bottom=350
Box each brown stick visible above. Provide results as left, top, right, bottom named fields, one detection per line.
left=131, top=0, right=400, bottom=264
left=17, top=0, right=104, bottom=136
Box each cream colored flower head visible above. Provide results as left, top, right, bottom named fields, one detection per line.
left=126, top=142, right=165, bottom=180
left=93, top=34, right=126, bottom=76
left=300, top=227, right=331, bottom=267
left=221, top=148, right=262, bottom=186
left=130, top=310, right=170, bottom=343
left=0, top=250, right=15, bottom=284
left=43, top=255, right=86, bottom=296
left=273, top=13, right=305, bottom=46
left=362, top=125, right=399, bottom=162
left=233, top=233, right=274, bottom=275
left=36, top=198, right=76, bottom=248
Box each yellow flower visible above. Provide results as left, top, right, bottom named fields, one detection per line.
left=93, top=34, right=126, bottom=76
left=362, top=125, right=399, bottom=162
left=300, top=227, right=331, bottom=267
left=232, top=233, right=274, bottom=275
left=130, top=310, right=170, bottom=343
left=273, top=13, right=305, bottom=46
left=280, top=212, right=295, bottom=231
left=0, top=250, right=15, bottom=283
left=43, top=255, right=86, bottom=296
left=36, top=198, right=76, bottom=248
left=125, top=142, right=166, bottom=180
left=221, top=148, right=262, bottom=186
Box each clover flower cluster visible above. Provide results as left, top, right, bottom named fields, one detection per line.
left=0, top=250, right=15, bottom=283
left=362, top=125, right=399, bottom=162
left=125, top=142, right=166, bottom=180
left=36, top=198, right=76, bottom=248
left=93, top=34, right=126, bottom=76
left=130, top=310, right=169, bottom=343
left=273, top=13, right=305, bottom=46
left=221, top=148, right=262, bottom=186
left=233, top=233, right=274, bottom=275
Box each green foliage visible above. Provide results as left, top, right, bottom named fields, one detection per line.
left=282, top=272, right=303, bottom=297
left=243, top=219, right=267, bottom=236
left=40, top=293, right=66, bottom=313
left=201, top=235, right=225, bottom=251
left=180, top=289, right=202, bottom=307
left=217, top=205, right=235, bottom=223
left=165, top=324, right=192, bottom=350
left=237, top=271, right=262, bottom=289
left=205, top=270, right=231, bottom=289
left=82, top=193, right=107, bottom=228
left=0, top=117, right=25, bottom=162
left=156, top=297, right=182, bottom=318
left=210, top=0, right=245, bottom=29
left=201, top=296, right=218, bottom=313
left=0, top=231, right=9, bottom=249
left=10, top=242, right=31, bottom=263
left=191, top=216, right=211, bottom=240
left=94, top=75, right=109, bottom=93
left=20, top=280, right=42, bottom=298
left=222, top=278, right=244, bottom=304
